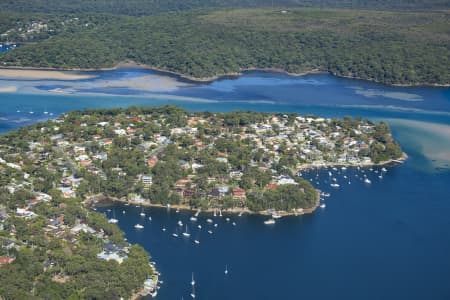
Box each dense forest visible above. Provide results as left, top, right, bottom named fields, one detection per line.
left=1, top=8, right=449, bottom=85
left=0, top=0, right=448, bottom=15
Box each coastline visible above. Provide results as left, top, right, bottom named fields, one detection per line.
left=88, top=190, right=321, bottom=218
left=296, top=152, right=409, bottom=171
left=87, top=154, right=407, bottom=218
left=0, top=62, right=448, bottom=87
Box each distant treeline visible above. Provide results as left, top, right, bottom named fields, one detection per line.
left=0, top=0, right=448, bottom=15
left=1, top=9, right=448, bottom=85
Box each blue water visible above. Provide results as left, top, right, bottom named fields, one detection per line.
left=1, top=68, right=450, bottom=299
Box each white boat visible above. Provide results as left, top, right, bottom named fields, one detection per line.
left=272, top=213, right=282, bottom=219
left=214, top=223, right=218, bottom=228
left=364, top=178, right=372, bottom=184
left=224, top=265, right=228, bottom=275
left=178, top=220, right=183, bottom=226
left=176, top=208, right=180, bottom=213
left=190, top=216, right=198, bottom=222
left=148, top=216, right=152, bottom=221
left=122, top=210, right=126, bottom=214
left=225, top=217, right=230, bottom=222
left=219, top=209, right=223, bottom=217
left=190, top=280, right=196, bottom=298
left=320, top=204, right=326, bottom=209
left=108, top=209, right=118, bottom=223
left=172, top=233, right=178, bottom=238
left=330, top=183, right=340, bottom=188
left=191, top=273, right=195, bottom=286
left=162, top=227, right=166, bottom=232
left=134, top=224, right=144, bottom=229
left=194, top=239, right=200, bottom=244
left=381, top=167, right=387, bottom=172
left=195, top=209, right=201, bottom=217
left=238, top=211, right=243, bottom=217
left=206, top=218, right=213, bottom=223
left=208, top=230, right=213, bottom=234
left=264, top=219, right=276, bottom=225
left=232, top=222, right=236, bottom=226
left=341, top=167, right=347, bottom=171
left=140, top=212, right=146, bottom=217
left=183, top=225, right=191, bottom=237
left=197, top=225, right=202, bottom=229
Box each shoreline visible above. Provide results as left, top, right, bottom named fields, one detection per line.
left=0, top=62, right=448, bottom=87
left=296, top=152, right=409, bottom=171
left=87, top=154, right=407, bottom=217
left=88, top=190, right=321, bottom=218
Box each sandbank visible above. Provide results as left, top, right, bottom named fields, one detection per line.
left=0, top=68, right=96, bottom=80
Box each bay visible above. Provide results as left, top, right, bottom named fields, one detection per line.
left=1, top=68, right=449, bottom=299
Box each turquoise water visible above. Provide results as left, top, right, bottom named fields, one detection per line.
left=1, top=69, right=450, bottom=299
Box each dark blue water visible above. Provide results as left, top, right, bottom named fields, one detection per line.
left=1, top=69, right=450, bottom=299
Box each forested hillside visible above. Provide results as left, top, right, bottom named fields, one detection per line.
left=0, top=0, right=448, bottom=15
left=1, top=9, right=448, bottom=85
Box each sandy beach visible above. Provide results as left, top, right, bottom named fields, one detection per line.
left=0, top=86, right=17, bottom=92
left=0, top=68, right=96, bottom=80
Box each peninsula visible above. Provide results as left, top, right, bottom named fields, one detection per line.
left=0, top=105, right=405, bottom=297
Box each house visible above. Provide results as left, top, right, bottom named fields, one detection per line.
left=232, top=187, right=246, bottom=200
left=147, top=156, right=158, bottom=168
left=0, top=256, right=15, bottom=266
left=142, top=175, right=153, bottom=186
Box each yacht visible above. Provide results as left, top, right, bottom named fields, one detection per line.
left=330, top=183, right=340, bottom=188
left=140, top=212, right=146, bottom=217
left=225, top=265, right=228, bottom=275
left=264, top=219, right=276, bottom=225
left=208, top=230, right=213, bottom=234
left=197, top=225, right=202, bottom=229
left=148, top=216, right=152, bottom=221
left=178, top=220, right=183, bottom=226
left=225, top=217, right=230, bottom=222
left=162, top=227, right=166, bottom=232
left=214, top=223, right=218, bottom=228
left=232, top=222, right=236, bottom=226
left=108, top=209, right=118, bottom=224
left=172, top=233, right=178, bottom=238
left=272, top=213, right=282, bottom=219
left=364, top=178, right=372, bottom=184
left=134, top=224, right=144, bottom=229
left=320, top=204, right=326, bottom=209
left=183, top=225, right=191, bottom=237
left=206, top=218, right=213, bottom=224
left=190, top=216, right=198, bottom=222
left=191, top=273, right=195, bottom=286
left=194, top=239, right=200, bottom=244
left=381, top=167, right=387, bottom=172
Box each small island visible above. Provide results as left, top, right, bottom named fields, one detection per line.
left=0, top=105, right=404, bottom=298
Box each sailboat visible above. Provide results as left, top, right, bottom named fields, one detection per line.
left=140, top=208, right=146, bottom=217
left=224, top=265, right=228, bottom=275
left=190, top=284, right=196, bottom=299
left=190, top=275, right=196, bottom=298
left=108, top=209, right=119, bottom=224
left=183, top=225, right=191, bottom=237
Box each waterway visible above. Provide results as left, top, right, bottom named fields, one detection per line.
left=0, top=68, right=449, bottom=299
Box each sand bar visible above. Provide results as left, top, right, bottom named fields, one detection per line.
left=0, top=86, right=17, bottom=92
left=0, top=68, right=96, bottom=80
